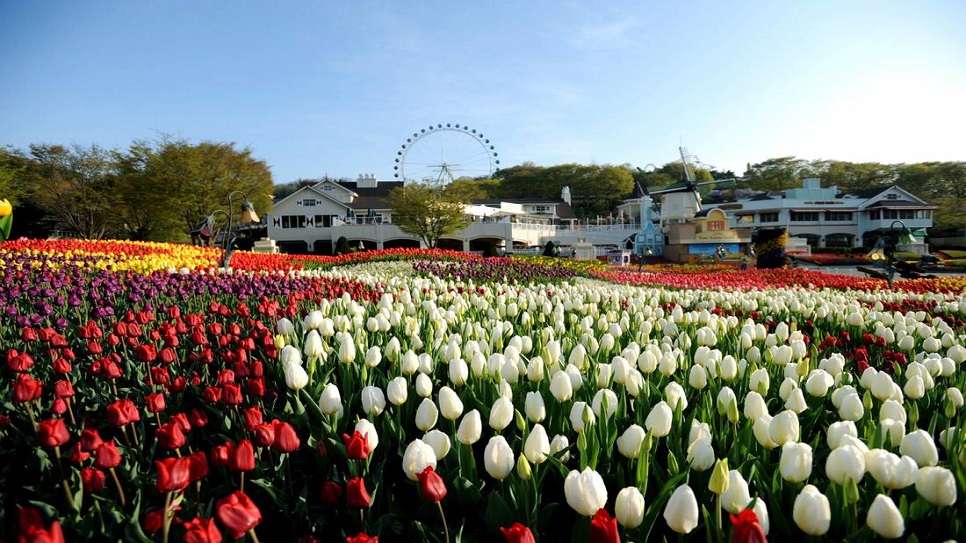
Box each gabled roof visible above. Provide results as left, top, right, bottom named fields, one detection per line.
left=843, top=186, right=891, bottom=199
left=273, top=184, right=350, bottom=210
left=336, top=181, right=404, bottom=198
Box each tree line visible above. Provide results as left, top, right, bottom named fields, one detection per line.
left=2, top=136, right=963, bottom=242
left=0, top=137, right=274, bottom=241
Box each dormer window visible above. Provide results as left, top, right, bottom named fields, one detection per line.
left=322, top=185, right=334, bottom=191
left=885, top=194, right=898, bottom=200
left=302, top=198, right=317, bottom=207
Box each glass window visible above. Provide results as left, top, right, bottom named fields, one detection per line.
left=825, top=212, right=853, bottom=221
left=791, top=211, right=819, bottom=222
left=759, top=212, right=778, bottom=223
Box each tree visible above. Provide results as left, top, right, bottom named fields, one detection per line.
left=25, top=143, right=122, bottom=239
left=117, top=137, right=274, bottom=242
left=743, top=157, right=817, bottom=192
left=496, top=163, right=634, bottom=218
left=388, top=182, right=467, bottom=248
left=817, top=161, right=895, bottom=192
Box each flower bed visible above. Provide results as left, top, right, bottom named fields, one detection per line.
left=1, top=243, right=965, bottom=542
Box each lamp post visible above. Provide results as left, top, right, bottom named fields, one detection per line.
left=868, top=219, right=919, bottom=290
left=204, top=191, right=259, bottom=269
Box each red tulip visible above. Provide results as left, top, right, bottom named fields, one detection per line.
left=156, top=457, right=192, bottom=492
left=159, top=347, right=177, bottom=364
left=16, top=507, right=65, bottom=543
left=730, top=508, right=767, bottom=543
left=51, top=398, right=68, bottom=415
left=243, top=406, right=263, bottom=431
left=216, top=490, right=262, bottom=539
left=8, top=352, right=34, bottom=372
left=69, top=442, right=91, bottom=463
left=321, top=480, right=343, bottom=506
left=37, top=418, right=70, bottom=447
left=171, top=412, right=192, bottom=433
left=342, top=430, right=370, bottom=460
left=187, top=407, right=209, bottom=428
left=500, top=523, right=536, bottom=543
left=417, top=466, right=447, bottom=503
left=346, top=477, right=371, bottom=509
left=230, top=439, right=255, bottom=472
left=183, top=516, right=223, bottom=543
left=13, top=374, right=42, bottom=403
left=203, top=386, right=222, bottom=404
left=94, top=439, right=122, bottom=469
left=81, top=467, right=106, bottom=493
left=145, top=392, right=165, bottom=413
left=80, top=428, right=103, bottom=452
left=135, top=344, right=157, bottom=362
left=252, top=423, right=276, bottom=448
left=272, top=421, right=300, bottom=453
left=211, top=441, right=235, bottom=468
left=187, top=451, right=210, bottom=482
left=21, top=327, right=38, bottom=342
left=143, top=510, right=164, bottom=535
left=590, top=508, right=619, bottom=543
left=53, top=379, right=74, bottom=398
left=106, top=398, right=140, bottom=427
left=222, top=383, right=243, bottom=405
left=346, top=533, right=378, bottom=543
left=156, top=421, right=186, bottom=450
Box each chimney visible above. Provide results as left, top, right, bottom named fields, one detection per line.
left=561, top=186, right=572, bottom=205
left=357, top=173, right=377, bottom=188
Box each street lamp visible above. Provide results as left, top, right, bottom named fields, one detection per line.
left=204, top=191, right=260, bottom=268
left=869, top=220, right=919, bottom=290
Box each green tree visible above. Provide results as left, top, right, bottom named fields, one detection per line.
left=25, top=143, right=122, bottom=239
left=816, top=161, right=895, bottom=192
left=118, top=137, right=275, bottom=241
left=496, top=163, right=634, bottom=218
left=743, top=157, right=817, bottom=192
left=388, top=182, right=467, bottom=248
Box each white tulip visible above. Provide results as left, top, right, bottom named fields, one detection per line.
left=769, top=410, right=800, bottom=446
left=866, top=450, right=917, bottom=489
left=866, top=494, right=904, bottom=539
left=645, top=401, right=673, bottom=437
left=569, top=401, right=595, bottom=433
left=386, top=376, right=408, bottom=406
left=663, top=484, right=699, bottom=534
left=484, top=436, right=515, bottom=481
left=900, top=429, right=939, bottom=467
left=617, top=424, right=647, bottom=459
left=915, top=466, right=957, bottom=506
left=524, top=424, right=550, bottom=464
left=780, top=442, right=813, bottom=483
left=319, top=383, right=342, bottom=416
left=361, top=385, right=386, bottom=416
left=415, top=397, right=439, bottom=431
left=665, top=382, right=688, bottom=412
left=438, top=386, right=463, bottom=421
left=688, top=364, right=708, bottom=389
left=456, top=409, right=482, bottom=445
left=520, top=392, right=545, bottom=424
left=784, top=388, right=808, bottom=414
left=303, top=330, right=325, bottom=359
left=879, top=399, right=907, bottom=424
left=686, top=436, right=715, bottom=471
left=591, top=388, right=618, bottom=419
left=338, top=334, right=356, bottom=364
left=550, top=434, right=570, bottom=462
left=615, top=486, right=646, bottom=528
left=753, top=415, right=778, bottom=449
left=837, top=392, right=865, bottom=421
left=364, top=346, right=382, bottom=368
left=449, top=357, right=469, bottom=386
left=415, top=373, right=433, bottom=398
left=880, top=418, right=905, bottom=448
left=805, top=369, right=834, bottom=397
left=564, top=468, right=608, bottom=516
left=280, top=345, right=302, bottom=367
left=720, top=470, right=752, bottom=514
left=550, top=371, right=573, bottom=402
left=354, top=419, right=379, bottom=452
left=423, top=429, right=451, bottom=460
left=283, top=361, right=309, bottom=390
left=743, top=391, right=769, bottom=420
left=489, top=396, right=514, bottom=431
left=825, top=444, right=866, bottom=484
left=402, top=439, right=437, bottom=480
left=793, top=485, right=831, bottom=536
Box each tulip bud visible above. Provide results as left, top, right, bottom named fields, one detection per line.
left=516, top=453, right=532, bottom=481
left=617, top=424, right=646, bottom=459
left=415, top=398, right=439, bottom=432
left=866, top=494, right=904, bottom=539
left=645, top=401, right=673, bottom=437
left=319, top=384, right=342, bottom=416
left=564, top=468, right=608, bottom=516
left=709, top=458, right=730, bottom=495
left=615, top=486, right=645, bottom=528
left=484, top=436, right=514, bottom=481
left=437, top=386, right=463, bottom=421
left=663, top=484, right=699, bottom=534
left=387, top=376, right=408, bottom=406
left=456, top=409, right=482, bottom=445
left=793, top=485, right=830, bottom=536
left=489, top=396, right=514, bottom=431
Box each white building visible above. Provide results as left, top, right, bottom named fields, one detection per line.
left=267, top=175, right=583, bottom=254
left=704, top=178, right=935, bottom=253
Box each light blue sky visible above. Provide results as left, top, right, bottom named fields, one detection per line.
left=2, top=1, right=964, bottom=184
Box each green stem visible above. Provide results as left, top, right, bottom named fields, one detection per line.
left=436, top=501, right=450, bottom=543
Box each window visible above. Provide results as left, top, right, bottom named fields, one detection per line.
left=791, top=211, right=819, bottom=222
left=281, top=215, right=307, bottom=228
left=707, top=220, right=725, bottom=231
left=529, top=205, right=553, bottom=214
left=302, top=198, right=317, bottom=207
left=825, top=211, right=853, bottom=221
left=321, top=185, right=334, bottom=191
left=314, top=215, right=335, bottom=228
left=759, top=212, right=778, bottom=223
left=869, top=210, right=881, bottom=220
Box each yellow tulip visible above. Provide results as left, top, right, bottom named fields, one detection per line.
left=0, top=198, right=11, bottom=217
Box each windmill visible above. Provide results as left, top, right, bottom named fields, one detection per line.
left=648, top=147, right=739, bottom=231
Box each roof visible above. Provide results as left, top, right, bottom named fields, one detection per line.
left=864, top=200, right=937, bottom=209
left=844, top=186, right=891, bottom=199
left=336, top=180, right=404, bottom=198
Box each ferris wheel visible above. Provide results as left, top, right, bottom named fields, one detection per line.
left=393, top=123, right=500, bottom=184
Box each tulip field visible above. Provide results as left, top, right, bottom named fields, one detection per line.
left=2, top=239, right=965, bottom=542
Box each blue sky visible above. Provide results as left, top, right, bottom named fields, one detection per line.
left=2, top=1, right=964, bottom=184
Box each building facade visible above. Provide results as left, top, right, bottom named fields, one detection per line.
left=705, top=178, right=935, bottom=253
